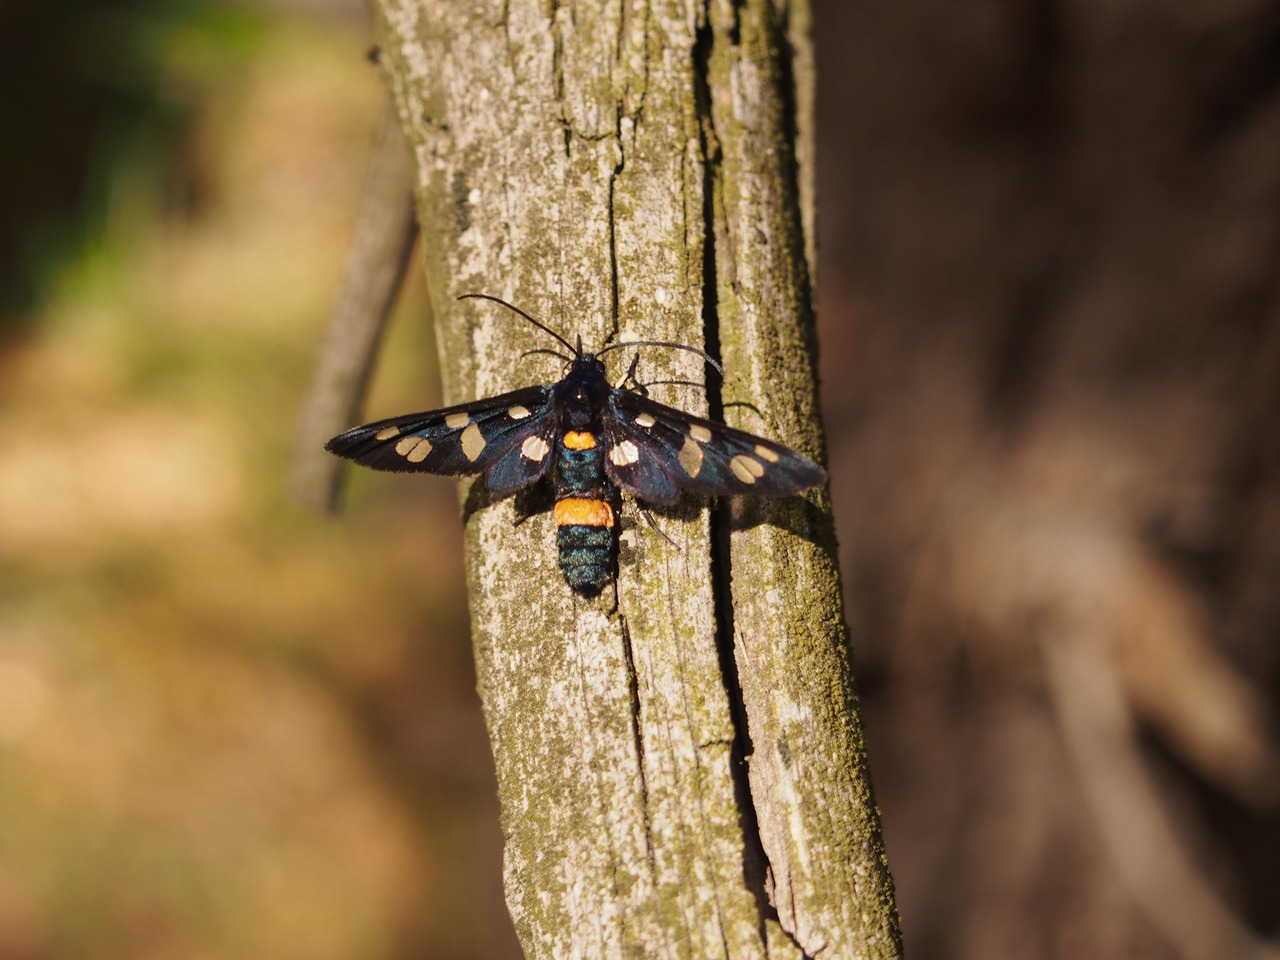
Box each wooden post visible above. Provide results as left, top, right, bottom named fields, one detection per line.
left=367, top=0, right=901, bottom=956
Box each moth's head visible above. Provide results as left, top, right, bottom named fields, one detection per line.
left=570, top=354, right=608, bottom=382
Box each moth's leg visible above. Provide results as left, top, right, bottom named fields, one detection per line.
left=638, top=505, right=679, bottom=548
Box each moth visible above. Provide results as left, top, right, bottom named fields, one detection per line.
left=326, top=294, right=827, bottom=596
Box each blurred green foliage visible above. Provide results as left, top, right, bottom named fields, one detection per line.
left=0, top=0, right=279, bottom=325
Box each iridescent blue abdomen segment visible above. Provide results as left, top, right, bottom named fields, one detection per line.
left=551, top=430, right=616, bottom=596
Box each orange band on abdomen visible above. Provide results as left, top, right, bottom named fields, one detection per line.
left=562, top=430, right=597, bottom=450
left=554, top=497, right=615, bottom=528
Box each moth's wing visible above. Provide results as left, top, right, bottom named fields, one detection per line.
left=598, top=399, right=681, bottom=504
left=603, top=390, right=827, bottom=502
left=482, top=404, right=562, bottom=496
left=326, top=386, right=555, bottom=493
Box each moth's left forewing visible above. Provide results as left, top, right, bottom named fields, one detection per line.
left=325, top=385, right=555, bottom=479
left=605, top=390, right=827, bottom=500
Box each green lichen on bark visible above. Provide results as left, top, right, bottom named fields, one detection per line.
left=368, top=0, right=901, bottom=957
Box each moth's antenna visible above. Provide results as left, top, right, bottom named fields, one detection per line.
left=519, top=348, right=574, bottom=365
left=639, top=378, right=711, bottom=392
left=458, top=293, right=578, bottom=356
left=596, top=339, right=724, bottom=376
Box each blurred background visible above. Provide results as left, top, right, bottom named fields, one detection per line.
left=0, top=1, right=1277, bottom=959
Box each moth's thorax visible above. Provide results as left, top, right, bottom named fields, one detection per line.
left=550, top=355, right=618, bottom=596
left=558, top=355, right=610, bottom=430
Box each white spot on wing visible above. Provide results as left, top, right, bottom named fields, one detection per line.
left=461, top=423, right=486, bottom=461
left=634, top=412, right=656, bottom=429
left=375, top=426, right=401, bottom=441
left=729, top=455, right=764, bottom=483
left=521, top=435, right=550, bottom=462
left=689, top=424, right=712, bottom=443
left=507, top=405, right=531, bottom=420
left=609, top=440, right=639, bottom=466
left=679, top=436, right=703, bottom=478
left=396, top=436, right=432, bottom=462
left=445, top=412, right=470, bottom=429
left=754, top=444, right=780, bottom=463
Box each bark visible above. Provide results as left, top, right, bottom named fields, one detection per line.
left=366, top=0, right=901, bottom=956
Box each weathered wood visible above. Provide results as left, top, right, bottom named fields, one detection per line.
left=366, top=0, right=901, bottom=956
left=704, top=3, right=900, bottom=954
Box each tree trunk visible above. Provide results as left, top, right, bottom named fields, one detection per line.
left=367, top=1, right=901, bottom=956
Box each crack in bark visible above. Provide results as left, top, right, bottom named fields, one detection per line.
left=710, top=497, right=786, bottom=953
left=549, top=0, right=572, bottom=158
left=693, top=9, right=794, bottom=956
left=616, top=611, right=658, bottom=955
left=618, top=610, right=657, bottom=870
left=632, top=0, right=653, bottom=124
left=497, top=0, right=515, bottom=73
left=727, top=0, right=745, bottom=47
left=766, top=2, right=816, bottom=340
left=607, top=120, right=625, bottom=327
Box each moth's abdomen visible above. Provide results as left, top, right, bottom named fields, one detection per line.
left=553, top=429, right=616, bottom=595
left=554, top=498, right=616, bottom=595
